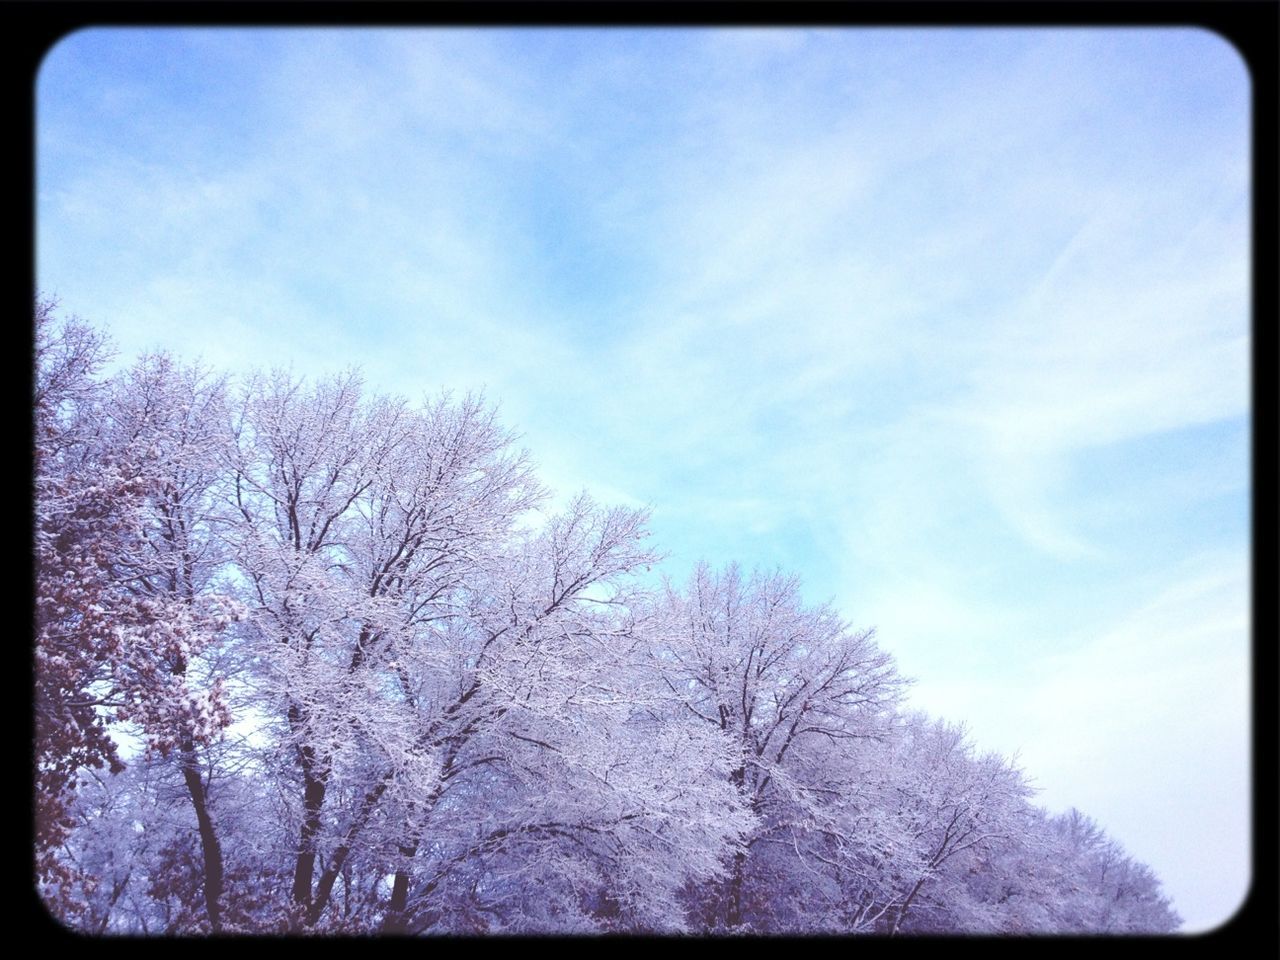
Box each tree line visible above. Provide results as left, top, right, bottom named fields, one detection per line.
left=34, top=301, right=1180, bottom=934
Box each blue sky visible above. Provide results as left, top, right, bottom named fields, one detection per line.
left=37, top=27, right=1250, bottom=932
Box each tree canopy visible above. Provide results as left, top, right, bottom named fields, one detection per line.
left=33, top=301, right=1180, bottom=935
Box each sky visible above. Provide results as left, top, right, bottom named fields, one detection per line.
left=36, top=27, right=1251, bottom=932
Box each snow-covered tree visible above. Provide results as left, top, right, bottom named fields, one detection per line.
left=34, top=302, right=1183, bottom=935
left=35, top=304, right=239, bottom=926
left=96, top=352, right=245, bottom=931
left=221, top=372, right=751, bottom=932
left=365, top=499, right=754, bottom=933
left=647, top=563, right=905, bottom=930
left=869, top=714, right=1033, bottom=935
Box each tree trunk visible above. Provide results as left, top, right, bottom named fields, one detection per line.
left=291, top=769, right=328, bottom=916
left=724, top=849, right=747, bottom=928
left=305, top=775, right=392, bottom=926
left=287, top=698, right=330, bottom=923
left=382, top=842, right=419, bottom=933
left=890, top=876, right=928, bottom=936
left=179, top=739, right=224, bottom=933
left=724, top=762, right=748, bottom=928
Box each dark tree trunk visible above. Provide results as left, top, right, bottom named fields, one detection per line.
left=287, top=696, right=331, bottom=923
left=179, top=739, right=224, bottom=933
left=382, top=842, right=419, bottom=933
left=305, top=775, right=392, bottom=926
left=723, top=761, right=748, bottom=928
left=890, top=876, right=929, bottom=936
left=725, top=849, right=747, bottom=928
left=291, top=769, right=328, bottom=915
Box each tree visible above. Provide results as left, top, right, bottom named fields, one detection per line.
left=871, top=714, right=1032, bottom=935
left=647, top=562, right=904, bottom=930
left=35, top=304, right=239, bottom=927
left=1037, top=808, right=1181, bottom=933
left=95, top=352, right=243, bottom=930
left=34, top=302, right=1184, bottom=935
left=35, top=300, right=122, bottom=912
left=216, top=366, right=755, bottom=931
left=367, top=496, right=753, bottom=933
